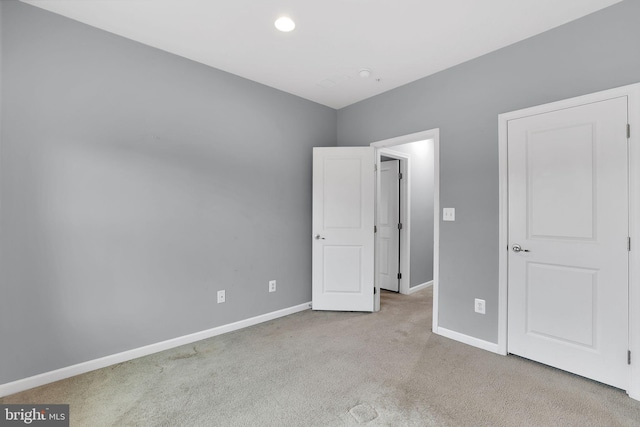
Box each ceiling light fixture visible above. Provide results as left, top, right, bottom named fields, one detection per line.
left=275, top=17, right=295, bottom=32
left=359, top=69, right=371, bottom=78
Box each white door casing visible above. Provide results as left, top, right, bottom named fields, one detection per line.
left=312, top=147, right=375, bottom=312
left=378, top=160, right=400, bottom=292
left=507, top=96, right=629, bottom=389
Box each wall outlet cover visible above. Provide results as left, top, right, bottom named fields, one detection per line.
left=217, top=290, right=226, bottom=303
left=443, top=208, right=455, bottom=221
left=269, top=280, right=276, bottom=293
left=474, top=298, right=485, bottom=314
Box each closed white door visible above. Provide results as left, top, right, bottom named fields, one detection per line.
left=378, top=160, right=400, bottom=292
left=312, top=147, right=375, bottom=311
left=507, top=96, right=629, bottom=389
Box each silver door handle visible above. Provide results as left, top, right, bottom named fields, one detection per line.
left=315, top=234, right=325, bottom=240
left=512, top=244, right=529, bottom=253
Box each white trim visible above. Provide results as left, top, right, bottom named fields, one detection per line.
left=374, top=153, right=381, bottom=311
left=627, top=84, right=640, bottom=401
left=377, top=148, right=411, bottom=295
left=400, top=153, right=412, bottom=295
left=373, top=152, right=381, bottom=312
left=371, top=130, right=437, bottom=149
left=407, top=280, right=433, bottom=294
left=497, top=100, right=509, bottom=356
left=370, top=129, right=440, bottom=325
left=433, top=133, right=440, bottom=333
left=435, top=327, right=501, bottom=354
left=498, top=82, right=640, bottom=400
left=0, top=302, right=312, bottom=398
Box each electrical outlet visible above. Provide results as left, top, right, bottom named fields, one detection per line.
left=474, top=298, right=485, bottom=314
left=217, top=290, right=226, bottom=304
left=269, top=280, right=276, bottom=293
left=443, top=208, right=455, bottom=221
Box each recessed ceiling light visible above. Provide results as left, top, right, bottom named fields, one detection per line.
left=359, top=69, right=371, bottom=78
left=275, top=17, right=295, bottom=32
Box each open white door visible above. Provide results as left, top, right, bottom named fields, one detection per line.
left=312, top=147, right=375, bottom=312
left=378, top=160, right=400, bottom=292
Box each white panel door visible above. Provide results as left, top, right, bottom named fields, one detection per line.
left=312, top=147, right=375, bottom=311
left=378, top=160, right=400, bottom=292
left=508, top=96, right=629, bottom=389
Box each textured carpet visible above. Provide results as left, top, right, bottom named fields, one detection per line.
left=3, top=287, right=640, bottom=426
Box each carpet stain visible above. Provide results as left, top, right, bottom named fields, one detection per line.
left=349, top=403, right=378, bottom=423
left=169, top=346, right=200, bottom=360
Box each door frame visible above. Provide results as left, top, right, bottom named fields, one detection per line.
left=498, top=82, right=640, bottom=399
left=371, top=129, right=440, bottom=314
left=377, top=150, right=410, bottom=294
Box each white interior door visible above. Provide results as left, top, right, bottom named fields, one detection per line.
left=378, top=160, right=400, bottom=292
left=507, top=96, right=629, bottom=389
left=312, top=147, right=375, bottom=311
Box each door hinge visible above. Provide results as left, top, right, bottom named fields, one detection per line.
left=374, top=225, right=377, bottom=233
left=399, top=172, right=403, bottom=180
left=397, top=273, right=402, bottom=279
left=628, top=124, right=631, bottom=139
left=374, top=164, right=378, bottom=171
left=374, top=287, right=377, bottom=295
left=398, top=223, right=403, bottom=230
left=628, top=350, right=632, bottom=365
left=628, top=237, right=631, bottom=252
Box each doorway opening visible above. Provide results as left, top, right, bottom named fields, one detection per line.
left=378, top=156, right=401, bottom=293
left=378, top=153, right=407, bottom=294
left=371, top=129, right=439, bottom=313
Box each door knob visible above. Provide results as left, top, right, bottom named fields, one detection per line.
left=512, top=244, right=529, bottom=253
left=315, top=234, right=325, bottom=240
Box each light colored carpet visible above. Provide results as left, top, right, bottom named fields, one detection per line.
left=3, top=287, right=640, bottom=426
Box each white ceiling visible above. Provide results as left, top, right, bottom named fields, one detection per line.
left=22, top=0, right=622, bottom=109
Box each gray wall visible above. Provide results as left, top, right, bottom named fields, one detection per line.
left=0, top=1, right=336, bottom=384
left=337, top=0, right=640, bottom=343
left=386, top=140, right=434, bottom=287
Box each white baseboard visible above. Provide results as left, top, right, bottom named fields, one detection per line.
left=407, top=280, right=433, bottom=294
left=0, top=301, right=312, bottom=398
left=435, top=326, right=501, bottom=354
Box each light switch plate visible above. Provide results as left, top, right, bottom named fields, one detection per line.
left=443, top=208, right=455, bottom=221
